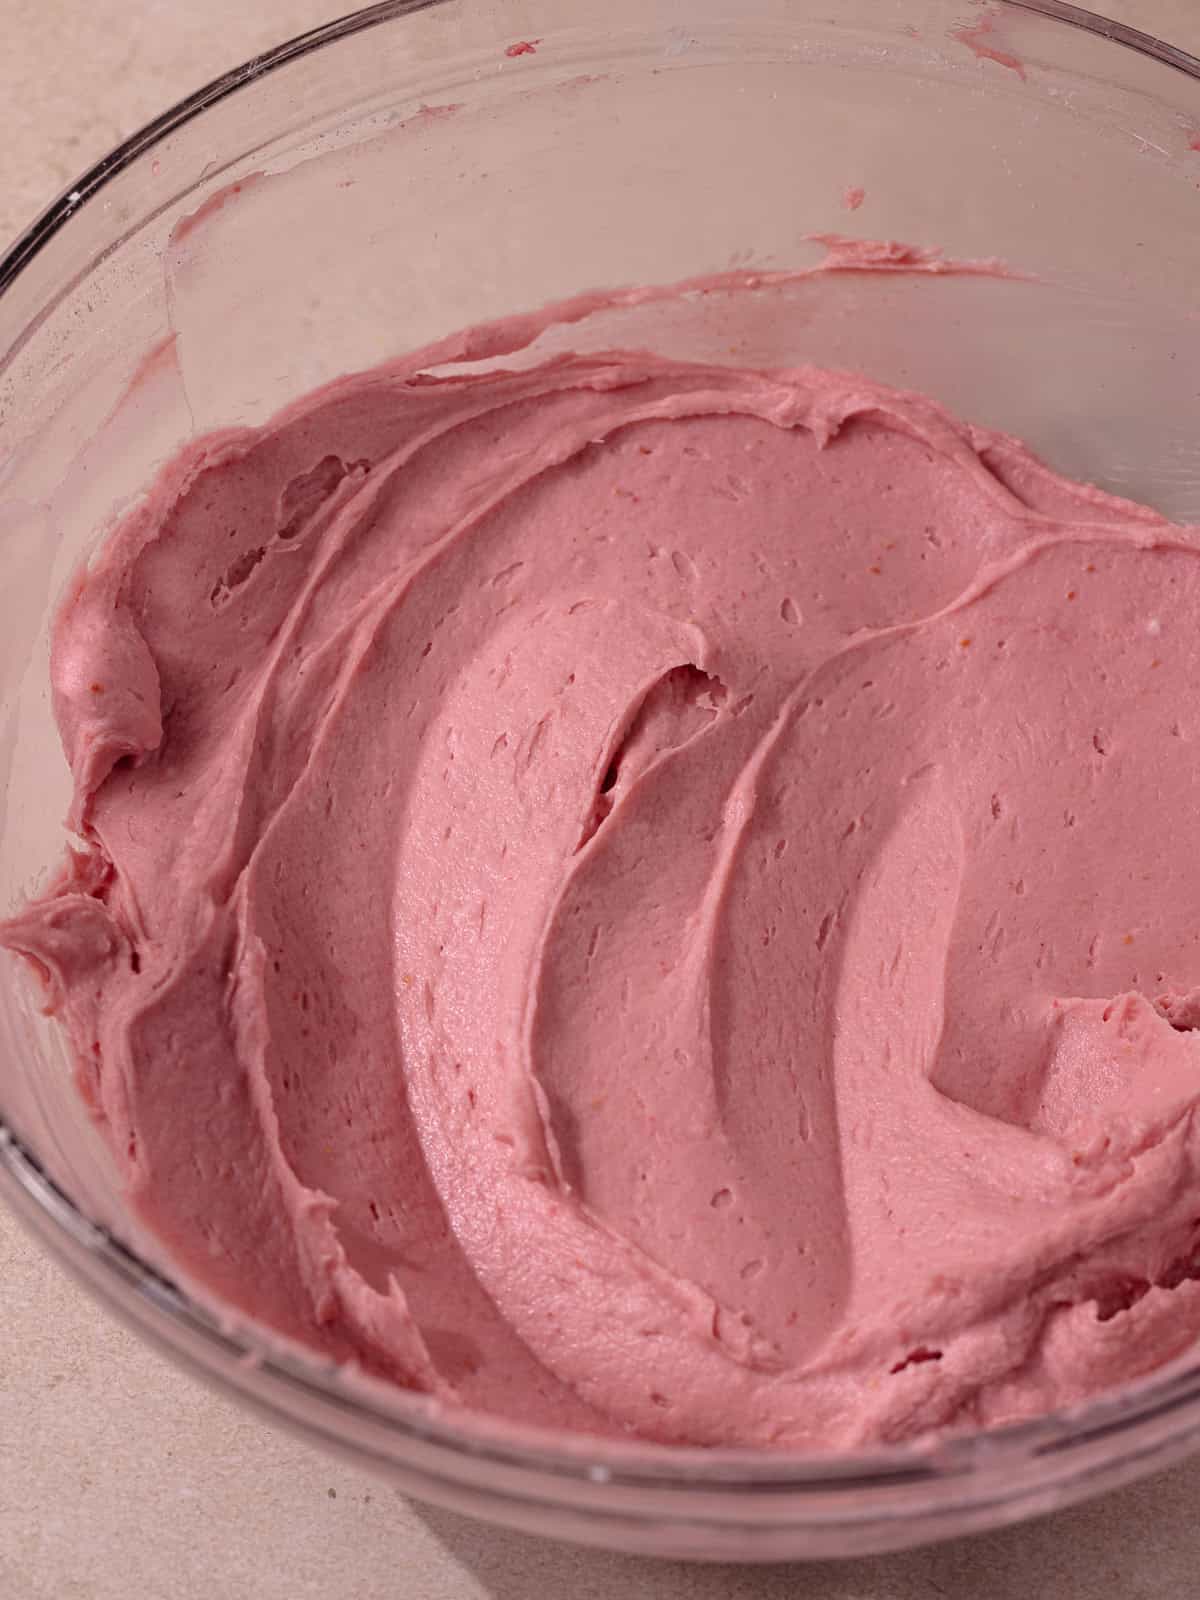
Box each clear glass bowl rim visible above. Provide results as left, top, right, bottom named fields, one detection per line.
left=3, top=0, right=1200, bottom=1545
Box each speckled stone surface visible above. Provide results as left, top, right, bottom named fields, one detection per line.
left=2, top=3, right=1199, bottom=1596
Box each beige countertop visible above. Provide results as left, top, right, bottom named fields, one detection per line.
left=3, top=3, right=1200, bottom=1597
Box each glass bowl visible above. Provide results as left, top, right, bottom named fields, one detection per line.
left=3, top=0, right=1200, bottom=1561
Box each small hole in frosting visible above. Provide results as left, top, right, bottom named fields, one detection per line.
left=890, top=1347, right=942, bottom=1374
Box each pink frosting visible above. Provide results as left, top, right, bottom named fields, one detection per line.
left=8, top=287, right=1200, bottom=1448
left=951, top=13, right=1028, bottom=80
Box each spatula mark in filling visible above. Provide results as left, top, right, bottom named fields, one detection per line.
left=579, top=665, right=727, bottom=848
left=209, top=454, right=371, bottom=607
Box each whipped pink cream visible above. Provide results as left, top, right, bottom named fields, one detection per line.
left=8, top=285, right=1200, bottom=1449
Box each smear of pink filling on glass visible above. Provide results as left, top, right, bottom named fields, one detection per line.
left=952, top=15, right=1027, bottom=80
